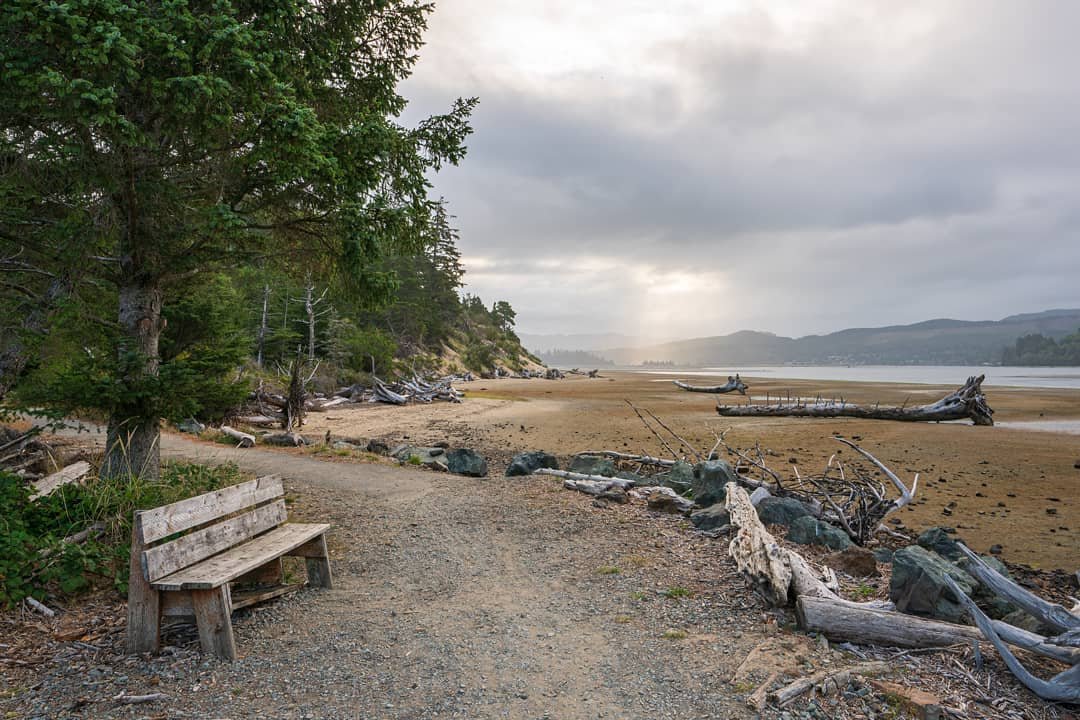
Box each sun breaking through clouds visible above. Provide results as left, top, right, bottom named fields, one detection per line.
left=401, top=0, right=1080, bottom=341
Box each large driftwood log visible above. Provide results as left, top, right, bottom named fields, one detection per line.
left=725, top=482, right=839, bottom=604
left=717, top=375, right=994, bottom=426
left=573, top=450, right=676, bottom=467
left=674, top=374, right=747, bottom=395
left=797, top=596, right=1080, bottom=664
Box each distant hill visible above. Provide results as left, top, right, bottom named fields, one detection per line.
left=598, top=309, right=1080, bottom=366
left=533, top=349, right=614, bottom=368
left=520, top=332, right=656, bottom=353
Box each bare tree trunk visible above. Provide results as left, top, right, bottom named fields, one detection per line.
left=304, top=283, right=315, bottom=363
left=256, top=284, right=270, bottom=368
left=102, top=280, right=163, bottom=482
left=717, top=375, right=993, bottom=426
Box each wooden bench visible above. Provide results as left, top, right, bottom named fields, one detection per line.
left=126, top=475, right=332, bottom=660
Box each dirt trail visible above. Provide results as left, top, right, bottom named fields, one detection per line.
left=9, top=431, right=766, bottom=719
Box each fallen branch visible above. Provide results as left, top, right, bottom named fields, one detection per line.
left=943, top=575, right=1080, bottom=702
left=771, top=661, right=888, bottom=707
left=24, top=596, right=55, bottom=618
left=113, top=692, right=169, bottom=704
left=30, top=460, right=91, bottom=500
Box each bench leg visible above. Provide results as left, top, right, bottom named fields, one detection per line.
left=191, top=586, right=237, bottom=661
left=126, top=527, right=161, bottom=654
left=304, top=535, right=334, bottom=589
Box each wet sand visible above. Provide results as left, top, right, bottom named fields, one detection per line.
left=299, top=371, right=1080, bottom=570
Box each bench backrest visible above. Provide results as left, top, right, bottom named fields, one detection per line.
left=133, top=475, right=285, bottom=583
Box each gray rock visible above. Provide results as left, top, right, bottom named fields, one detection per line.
left=787, top=516, right=853, bottom=551
left=614, top=470, right=645, bottom=485
left=177, top=418, right=206, bottom=435
left=394, top=446, right=451, bottom=468
left=690, top=504, right=730, bottom=531
left=691, top=460, right=737, bottom=507
left=890, top=546, right=976, bottom=623
left=366, top=439, right=391, bottom=455
left=505, top=451, right=559, bottom=477
left=873, top=547, right=895, bottom=563
left=647, top=493, right=693, bottom=515
left=568, top=455, right=616, bottom=477
left=655, top=460, right=695, bottom=490
left=756, top=496, right=816, bottom=527
left=332, top=441, right=359, bottom=451
left=917, top=527, right=963, bottom=562
left=445, top=448, right=488, bottom=477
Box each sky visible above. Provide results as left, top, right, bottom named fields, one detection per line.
left=400, top=0, right=1080, bottom=342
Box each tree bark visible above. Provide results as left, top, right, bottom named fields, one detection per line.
left=102, top=280, right=163, bottom=482
left=717, top=375, right=993, bottom=426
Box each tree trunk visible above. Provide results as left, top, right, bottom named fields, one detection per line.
left=102, top=280, right=163, bottom=482
left=256, top=284, right=270, bottom=368
left=717, top=375, right=993, bottom=426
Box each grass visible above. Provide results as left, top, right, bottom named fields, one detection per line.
left=663, top=586, right=691, bottom=599
left=853, top=583, right=877, bottom=600
left=406, top=454, right=422, bottom=465
left=662, top=629, right=688, bottom=640
left=595, top=565, right=621, bottom=575
left=613, top=615, right=632, bottom=624
left=629, top=591, right=646, bottom=601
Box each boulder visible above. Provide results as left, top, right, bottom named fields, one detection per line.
left=787, top=516, right=853, bottom=551
left=568, top=455, right=616, bottom=477
left=177, top=418, right=206, bottom=435
left=655, top=460, right=695, bottom=490
left=756, top=496, right=815, bottom=527
left=872, top=547, right=895, bottom=563
left=917, top=527, right=963, bottom=562
left=394, top=446, right=449, bottom=468
left=505, top=451, right=559, bottom=477
left=826, top=547, right=880, bottom=577
left=691, top=460, right=737, bottom=507
left=890, top=546, right=976, bottom=623
left=690, top=504, right=730, bottom=531
left=647, top=492, right=693, bottom=515
left=445, top=448, right=488, bottom=477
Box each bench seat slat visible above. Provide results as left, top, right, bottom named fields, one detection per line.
left=152, top=523, right=330, bottom=591
left=143, top=500, right=288, bottom=582
left=139, top=475, right=284, bottom=543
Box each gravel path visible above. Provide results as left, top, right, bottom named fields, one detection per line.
left=5, top=434, right=770, bottom=719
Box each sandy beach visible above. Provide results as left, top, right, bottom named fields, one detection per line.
left=298, top=371, right=1080, bottom=570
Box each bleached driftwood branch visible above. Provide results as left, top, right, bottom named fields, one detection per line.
left=674, top=374, right=747, bottom=395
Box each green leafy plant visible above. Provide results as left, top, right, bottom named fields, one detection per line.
left=0, top=462, right=244, bottom=606
left=663, top=586, right=691, bottom=598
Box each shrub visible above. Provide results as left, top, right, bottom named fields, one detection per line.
left=0, top=462, right=244, bottom=606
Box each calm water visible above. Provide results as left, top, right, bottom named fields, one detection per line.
left=638, top=365, right=1080, bottom=390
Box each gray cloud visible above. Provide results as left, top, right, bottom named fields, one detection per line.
left=401, top=1, right=1080, bottom=337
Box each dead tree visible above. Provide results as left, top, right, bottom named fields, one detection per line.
left=674, top=374, right=747, bottom=395
left=717, top=375, right=993, bottom=425
left=255, top=284, right=271, bottom=368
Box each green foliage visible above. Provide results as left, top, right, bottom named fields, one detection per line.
left=1002, top=329, right=1080, bottom=365
left=0, top=463, right=244, bottom=606
left=663, top=586, right=691, bottom=598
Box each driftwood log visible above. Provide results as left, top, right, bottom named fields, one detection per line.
left=717, top=375, right=994, bottom=426
left=219, top=426, right=255, bottom=448
left=725, top=477, right=1079, bottom=703
left=674, top=374, right=747, bottom=395
left=30, top=460, right=91, bottom=500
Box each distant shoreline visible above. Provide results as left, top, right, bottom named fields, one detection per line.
left=620, top=364, right=1080, bottom=390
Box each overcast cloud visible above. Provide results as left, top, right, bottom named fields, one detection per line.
left=400, top=0, right=1080, bottom=341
